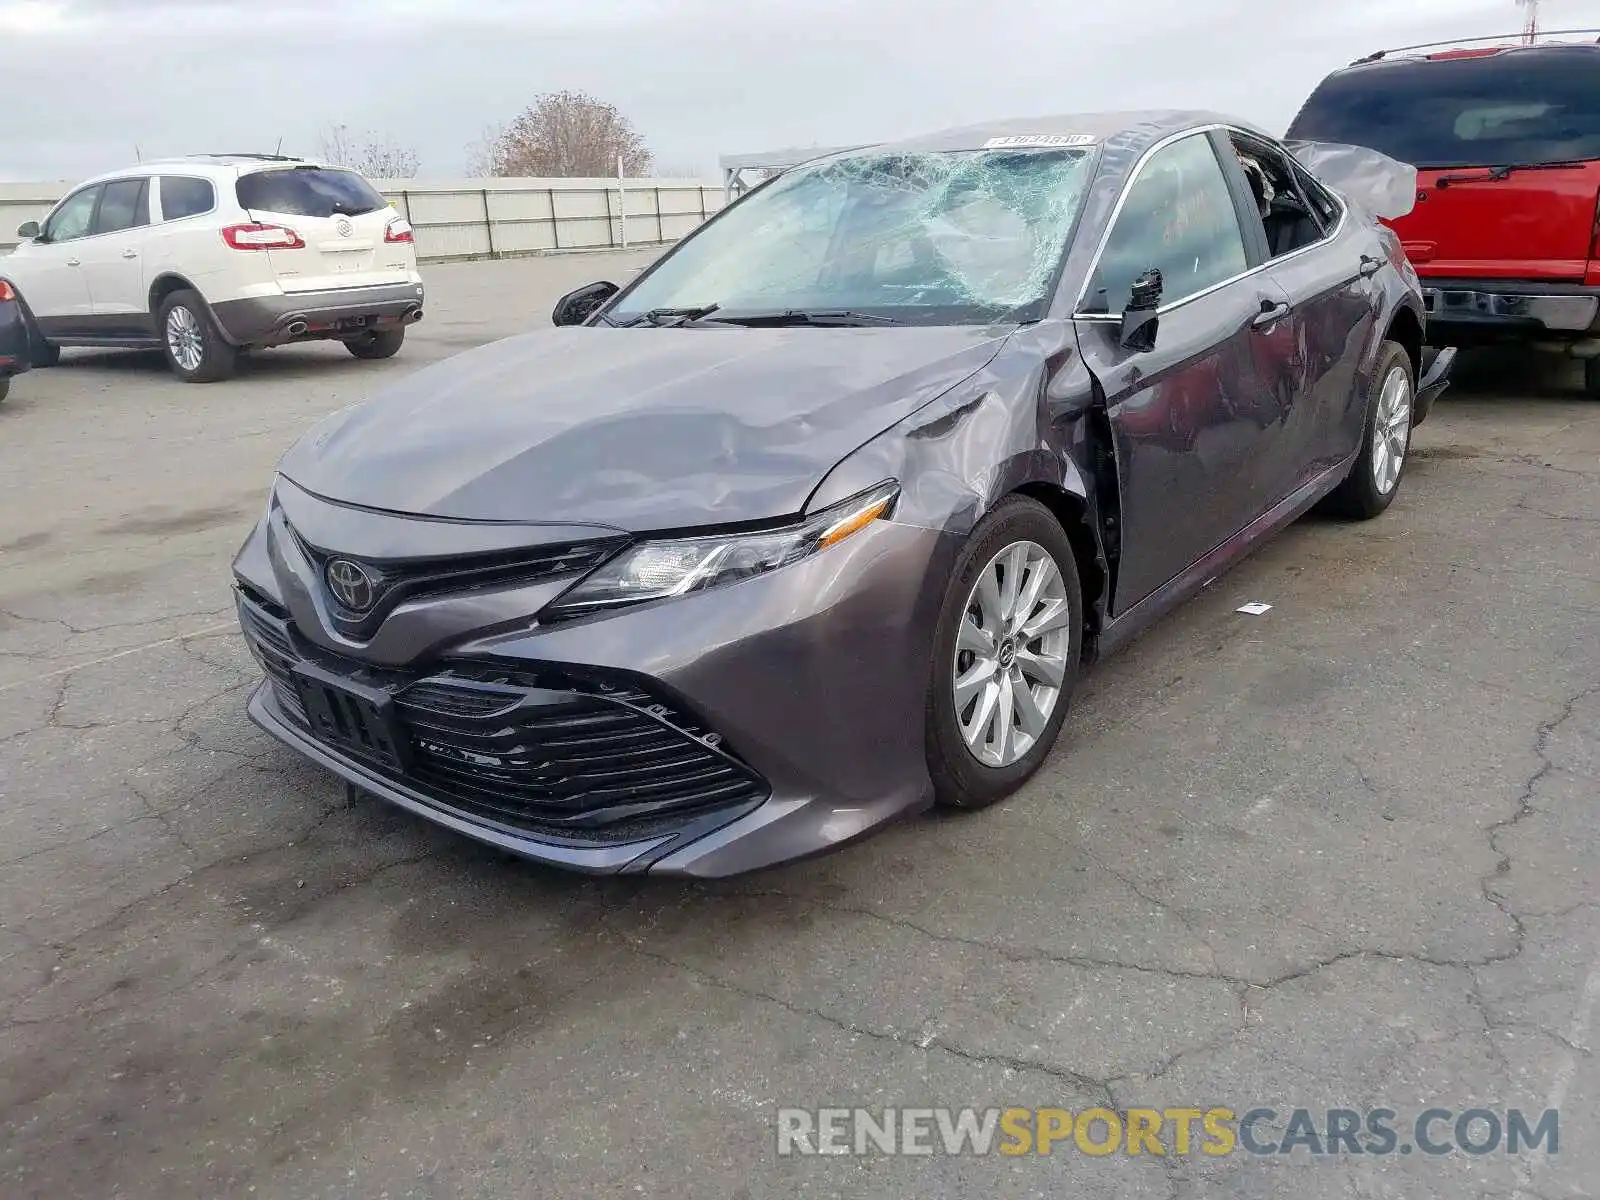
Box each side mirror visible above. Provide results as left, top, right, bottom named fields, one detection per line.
left=551, top=280, right=619, bottom=327
left=16, top=221, right=40, bottom=240
left=1119, top=268, right=1163, bottom=352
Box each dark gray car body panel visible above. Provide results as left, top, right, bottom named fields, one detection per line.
left=236, top=110, right=1442, bottom=877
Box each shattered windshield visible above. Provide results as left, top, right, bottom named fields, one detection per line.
left=608, top=148, right=1096, bottom=326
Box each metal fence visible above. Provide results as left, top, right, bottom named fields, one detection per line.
left=0, top=176, right=725, bottom=261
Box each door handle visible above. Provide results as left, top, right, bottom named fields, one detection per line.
left=121, top=248, right=138, bottom=259
left=66, top=257, right=81, bottom=267
left=1358, top=254, right=1383, bottom=278
left=1252, top=299, right=1290, bottom=329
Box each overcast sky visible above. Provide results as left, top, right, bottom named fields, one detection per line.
left=0, top=0, right=1595, bottom=181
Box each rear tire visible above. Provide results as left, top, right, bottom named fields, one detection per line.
left=0, top=377, right=9, bottom=404
left=344, top=328, right=405, bottom=360
left=1584, top=357, right=1600, bottom=399
left=1322, top=340, right=1414, bottom=520
left=158, top=290, right=236, bottom=383
left=926, top=496, right=1083, bottom=811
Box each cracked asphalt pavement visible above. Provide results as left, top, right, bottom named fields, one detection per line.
left=1, top=250, right=1596, bottom=1198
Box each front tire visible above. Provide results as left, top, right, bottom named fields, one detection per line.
left=1323, top=340, right=1414, bottom=520
left=344, top=328, right=405, bottom=360
left=926, top=496, right=1083, bottom=811
left=158, top=290, right=236, bottom=383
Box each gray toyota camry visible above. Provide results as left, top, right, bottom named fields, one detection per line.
left=233, top=110, right=1454, bottom=877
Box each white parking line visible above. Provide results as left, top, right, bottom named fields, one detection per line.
left=0, top=621, right=236, bottom=695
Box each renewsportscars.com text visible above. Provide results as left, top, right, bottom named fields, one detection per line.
left=776, top=1106, right=1560, bottom=1158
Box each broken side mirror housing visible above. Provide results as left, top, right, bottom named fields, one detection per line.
left=551, top=281, right=619, bottom=327
left=1119, top=268, right=1163, bottom=351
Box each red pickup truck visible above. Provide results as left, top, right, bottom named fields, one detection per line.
left=1288, top=34, right=1600, bottom=396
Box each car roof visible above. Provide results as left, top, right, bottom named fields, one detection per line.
left=66, top=154, right=338, bottom=189
left=832, top=110, right=1270, bottom=159
left=1341, top=35, right=1600, bottom=69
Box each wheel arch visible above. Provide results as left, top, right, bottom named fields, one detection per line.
left=1009, top=480, right=1108, bottom=663
left=147, top=271, right=204, bottom=316
left=1385, top=302, right=1424, bottom=379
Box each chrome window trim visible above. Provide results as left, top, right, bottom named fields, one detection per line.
left=1071, top=123, right=1351, bottom=323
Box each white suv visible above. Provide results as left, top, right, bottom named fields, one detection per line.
left=1, top=154, right=425, bottom=382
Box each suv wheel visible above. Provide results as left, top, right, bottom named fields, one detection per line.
left=158, top=290, right=236, bottom=383
left=344, top=328, right=405, bottom=360
left=0, top=377, right=9, bottom=404
left=1585, top=357, right=1600, bottom=399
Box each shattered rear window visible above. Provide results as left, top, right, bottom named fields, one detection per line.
left=609, top=148, right=1097, bottom=325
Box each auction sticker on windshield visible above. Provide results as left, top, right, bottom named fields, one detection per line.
left=983, top=134, right=1098, bottom=149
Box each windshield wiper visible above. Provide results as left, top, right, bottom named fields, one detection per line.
left=617, top=304, right=722, bottom=328
left=1436, top=160, right=1588, bottom=188
left=711, top=309, right=903, bottom=327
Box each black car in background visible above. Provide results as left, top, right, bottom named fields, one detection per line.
left=0, top=279, right=30, bottom=404
left=234, top=110, right=1454, bottom=878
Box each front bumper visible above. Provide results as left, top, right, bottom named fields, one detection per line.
left=234, top=509, right=958, bottom=877
left=1420, top=278, right=1600, bottom=343
left=212, top=280, right=426, bottom=348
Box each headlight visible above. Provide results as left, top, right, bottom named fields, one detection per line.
left=542, top=480, right=900, bottom=618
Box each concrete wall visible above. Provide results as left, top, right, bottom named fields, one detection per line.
left=0, top=176, right=724, bottom=261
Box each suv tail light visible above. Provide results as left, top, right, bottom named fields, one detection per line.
left=222, top=223, right=304, bottom=250
left=0, top=280, right=14, bottom=302
left=384, top=217, right=414, bottom=244
left=1592, top=193, right=1600, bottom=259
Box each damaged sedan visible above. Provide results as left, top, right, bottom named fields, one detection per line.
left=233, top=110, right=1454, bottom=877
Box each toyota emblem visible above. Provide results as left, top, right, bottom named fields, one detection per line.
left=325, top=558, right=376, bottom=611
left=335, top=216, right=354, bottom=237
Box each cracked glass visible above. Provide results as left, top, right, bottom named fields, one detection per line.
left=609, top=148, right=1097, bottom=326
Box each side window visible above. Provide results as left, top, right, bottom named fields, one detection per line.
left=1087, top=134, right=1248, bottom=312
left=93, top=178, right=150, bottom=235
left=43, top=186, right=102, bottom=243
left=159, top=176, right=216, bottom=222
left=1230, top=134, right=1334, bottom=259
left=1292, top=164, right=1342, bottom=231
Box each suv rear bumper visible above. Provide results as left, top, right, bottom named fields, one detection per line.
left=212, top=281, right=427, bottom=347
left=1419, top=277, right=1600, bottom=345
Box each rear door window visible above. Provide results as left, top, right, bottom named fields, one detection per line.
left=236, top=167, right=387, bottom=217
left=159, top=176, right=215, bottom=221
left=1288, top=47, right=1600, bottom=168
left=93, top=178, right=150, bottom=235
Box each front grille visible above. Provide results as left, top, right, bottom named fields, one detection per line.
left=286, top=528, right=627, bottom=642
left=235, top=589, right=767, bottom=843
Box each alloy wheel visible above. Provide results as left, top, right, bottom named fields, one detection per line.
left=166, top=305, right=204, bottom=373
left=1371, top=364, right=1412, bottom=495
left=952, top=540, right=1073, bottom=769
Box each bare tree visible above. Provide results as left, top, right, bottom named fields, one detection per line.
left=478, top=91, right=653, bottom=178
left=464, top=122, right=507, bottom=178
left=318, top=123, right=421, bottom=179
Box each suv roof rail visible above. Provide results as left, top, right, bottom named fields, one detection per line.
left=185, top=152, right=305, bottom=162
left=1350, top=27, right=1600, bottom=64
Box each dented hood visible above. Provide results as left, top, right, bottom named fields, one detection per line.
left=1285, top=139, right=1419, bottom=220
left=277, top=325, right=1009, bottom=531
